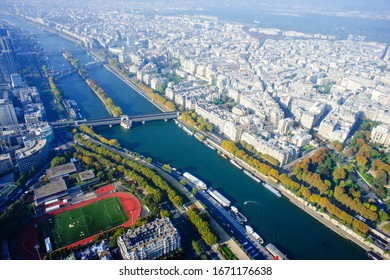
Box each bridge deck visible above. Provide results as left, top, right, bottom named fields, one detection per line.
left=51, top=111, right=180, bottom=127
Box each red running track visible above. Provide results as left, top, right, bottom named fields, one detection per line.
left=95, top=184, right=114, bottom=195
left=16, top=190, right=141, bottom=259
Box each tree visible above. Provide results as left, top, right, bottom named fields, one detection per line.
left=160, top=210, right=171, bottom=219
left=333, top=167, right=346, bottom=181
left=205, top=123, right=214, bottom=132
left=82, top=156, right=93, bottom=165
left=162, top=164, right=172, bottom=173
left=352, top=219, right=369, bottom=235
left=187, top=209, right=218, bottom=246
left=110, top=228, right=125, bottom=246
left=345, top=148, right=354, bottom=158
left=299, top=186, right=311, bottom=199
left=50, top=156, right=67, bottom=167
left=334, top=142, right=344, bottom=153
left=192, top=240, right=202, bottom=255
left=97, top=171, right=106, bottom=181
left=356, top=155, right=367, bottom=168
left=155, top=85, right=164, bottom=94
left=374, top=170, right=387, bottom=188
left=180, top=179, right=187, bottom=185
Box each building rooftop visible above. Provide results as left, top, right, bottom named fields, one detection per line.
left=46, top=162, right=76, bottom=179
left=0, top=153, right=11, bottom=161
left=79, top=169, right=95, bottom=182
left=15, top=139, right=47, bottom=160
left=34, top=178, right=67, bottom=201
left=120, top=218, right=179, bottom=249
left=0, top=184, right=17, bottom=198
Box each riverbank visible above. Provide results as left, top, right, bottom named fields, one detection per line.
left=209, top=141, right=389, bottom=259
left=103, top=64, right=171, bottom=112
left=15, top=13, right=371, bottom=258
left=62, top=52, right=122, bottom=117
left=82, top=134, right=251, bottom=260
left=102, top=62, right=389, bottom=258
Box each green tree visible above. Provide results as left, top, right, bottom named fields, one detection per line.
left=356, top=155, right=368, bottom=168
left=187, top=209, right=218, bottom=246
left=192, top=240, right=202, bottom=255
left=97, top=171, right=106, bottom=181
left=160, top=210, right=171, bottom=219
left=162, top=164, right=172, bottom=173
left=333, top=167, right=346, bottom=181
left=379, top=210, right=389, bottom=222
left=110, top=228, right=125, bottom=246
left=50, top=156, right=67, bottom=167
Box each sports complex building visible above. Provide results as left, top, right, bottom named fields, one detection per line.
left=34, top=178, right=68, bottom=206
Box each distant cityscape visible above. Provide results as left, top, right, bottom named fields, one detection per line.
left=13, top=3, right=390, bottom=165
left=0, top=0, right=389, bottom=261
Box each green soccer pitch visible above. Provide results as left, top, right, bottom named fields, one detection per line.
left=38, top=196, right=128, bottom=250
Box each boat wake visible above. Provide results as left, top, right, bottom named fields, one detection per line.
left=244, top=201, right=263, bottom=207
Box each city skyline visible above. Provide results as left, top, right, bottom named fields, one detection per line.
left=0, top=0, right=389, bottom=265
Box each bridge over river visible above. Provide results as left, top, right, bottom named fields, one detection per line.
left=50, top=111, right=180, bottom=129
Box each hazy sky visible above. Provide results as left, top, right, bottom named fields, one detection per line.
left=197, top=0, right=390, bottom=12
left=4, top=0, right=390, bottom=13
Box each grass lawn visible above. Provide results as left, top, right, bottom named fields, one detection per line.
left=38, top=196, right=128, bottom=250
left=0, top=184, right=17, bottom=197
left=218, top=244, right=238, bottom=260
left=303, top=145, right=315, bottom=151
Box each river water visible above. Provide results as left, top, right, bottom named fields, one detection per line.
left=3, top=14, right=369, bottom=260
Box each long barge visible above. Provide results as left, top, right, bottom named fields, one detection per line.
left=183, top=172, right=207, bottom=190
left=230, top=159, right=243, bottom=170
left=243, top=170, right=261, bottom=183
left=207, top=188, right=231, bottom=207
left=262, top=183, right=282, bottom=198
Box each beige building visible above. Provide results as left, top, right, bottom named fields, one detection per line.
left=371, top=123, right=390, bottom=147
left=118, top=218, right=180, bottom=260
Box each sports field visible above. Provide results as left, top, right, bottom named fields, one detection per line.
left=38, top=196, right=128, bottom=250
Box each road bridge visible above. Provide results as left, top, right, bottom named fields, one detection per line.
left=53, top=60, right=106, bottom=79
left=50, top=111, right=180, bottom=129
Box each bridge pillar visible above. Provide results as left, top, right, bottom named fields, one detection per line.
left=120, top=115, right=132, bottom=129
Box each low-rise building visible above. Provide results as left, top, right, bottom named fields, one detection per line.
left=34, top=178, right=68, bottom=206
left=46, top=162, right=77, bottom=180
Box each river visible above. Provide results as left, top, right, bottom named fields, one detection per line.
left=3, top=14, right=369, bottom=260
